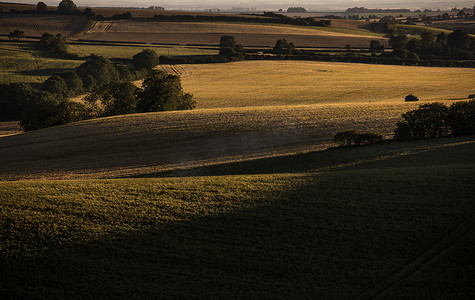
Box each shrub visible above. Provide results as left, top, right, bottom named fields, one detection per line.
left=8, top=29, right=25, bottom=40
left=333, top=130, right=383, bottom=147
left=469, top=94, right=475, bottom=99
left=405, top=94, right=419, bottom=102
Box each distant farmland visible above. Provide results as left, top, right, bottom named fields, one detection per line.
left=80, top=20, right=385, bottom=47
left=161, top=61, right=475, bottom=109
left=0, top=14, right=89, bottom=37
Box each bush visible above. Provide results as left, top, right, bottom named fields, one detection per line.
left=394, top=103, right=450, bottom=140
left=8, top=29, right=25, bottom=40
left=333, top=130, right=383, bottom=147
left=405, top=94, right=419, bottom=102
left=469, top=94, right=475, bottom=99
left=133, top=49, right=159, bottom=70
left=136, top=70, right=195, bottom=112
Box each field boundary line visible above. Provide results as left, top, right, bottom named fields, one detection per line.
left=357, top=215, right=475, bottom=299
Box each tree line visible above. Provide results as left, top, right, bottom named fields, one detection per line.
left=333, top=99, right=475, bottom=147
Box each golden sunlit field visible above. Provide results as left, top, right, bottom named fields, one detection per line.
left=161, top=61, right=475, bottom=109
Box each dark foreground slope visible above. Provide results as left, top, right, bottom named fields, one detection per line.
left=1, top=137, right=474, bottom=299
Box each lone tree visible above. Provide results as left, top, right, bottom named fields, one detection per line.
left=36, top=2, right=48, bottom=12
left=8, top=29, right=25, bottom=40
left=57, top=0, right=78, bottom=13
left=136, top=70, right=195, bottom=112
left=133, top=49, right=159, bottom=70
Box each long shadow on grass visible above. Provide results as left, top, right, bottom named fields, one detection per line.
left=131, top=138, right=475, bottom=178
left=1, top=157, right=474, bottom=299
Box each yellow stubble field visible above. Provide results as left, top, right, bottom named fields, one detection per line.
left=161, top=61, right=475, bottom=109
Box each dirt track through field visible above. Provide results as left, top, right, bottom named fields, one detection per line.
left=358, top=216, right=475, bottom=298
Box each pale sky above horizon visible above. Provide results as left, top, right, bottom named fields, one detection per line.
left=10, top=0, right=475, bottom=11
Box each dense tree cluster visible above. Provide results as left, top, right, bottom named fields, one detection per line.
left=0, top=49, right=193, bottom=131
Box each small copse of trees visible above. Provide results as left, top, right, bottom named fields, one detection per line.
left=273, top=39, right=296, bottom=54
left=394, top=101, right=475, bottom=140
left=219, top=36, right=244, bottom=61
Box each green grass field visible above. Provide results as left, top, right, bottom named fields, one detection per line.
left=0, top=40, right=83, bottom=86
left=1, top=137, right=474, bottom=298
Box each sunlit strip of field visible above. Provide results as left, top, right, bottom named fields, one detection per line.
left=161, top=61, right=475, bottom=109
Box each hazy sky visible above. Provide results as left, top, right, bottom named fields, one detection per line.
left=14, top=1, right=475, bottom=11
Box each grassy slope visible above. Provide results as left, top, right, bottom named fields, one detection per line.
left=1, top=137, right=474, bottom=298
left=0, top=40, right=83, bottom=85
left=0, top=102, right=435, bottom=180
